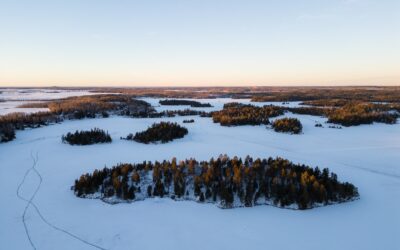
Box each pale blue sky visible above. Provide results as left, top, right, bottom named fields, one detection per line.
left=0, top=0, right=399, bottom=86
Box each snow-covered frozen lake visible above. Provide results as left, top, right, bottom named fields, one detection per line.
left=1, top=96, right=400, bottom=250
left=0, top=88, right=103, bottom=115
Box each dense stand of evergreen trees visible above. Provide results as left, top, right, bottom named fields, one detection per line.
left=272, top=118, right=303, bottom=134
left=62, top=128, right=112, bottom=145
left=0, top=111, right=61, bottom=130
left=47, top=95, right=154, bottom=118
left=216, top=101, right=398, bottom=127
left=286, top=107, right=328, bottom=117
left=0, top=112, right=62, bottom=143
left=326, top=102, right=398, bottom=126
left=0, top=123, right=15, bottom=142
left=250, top=87, right=400, bottom=103
left=183, top=119, right=195, bottom=123
left=291, top=101, right=398, bottom=126
left=123, top=122, right=188, bottom=144
left=212, top=104, right=284, bottom=126
left=159, top=99, right=213, bottom=107
left=73, top=155, right=359, bottom=210
left=130, top=109, right=211, bottom=118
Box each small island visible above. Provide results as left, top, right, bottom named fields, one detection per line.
left=272, top=118, right=303, bottom=134
left=212, top=103, right=284, bottom=126
left=62, top=128, right=112, bottom=145
left=183, top=119, right=195, bottom=123
left=123, top=122, right=188, bottom=144
left=73, top=155, right=359, bottom=210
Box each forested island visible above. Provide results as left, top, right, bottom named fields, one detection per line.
left=159, top=99, right=212, bottom=107
left=212, top=103, right=284, bottom=126
left=272, top=118, right=302, bottom=134
left=62, top=128, right=112, bottom=145
left=287, top=102, right=397, bottom=126
left=183, top=119, right=195, bottom=123
left=73, top=155, right=359, bottom=210
left=123, top=122, right=188, bottom=144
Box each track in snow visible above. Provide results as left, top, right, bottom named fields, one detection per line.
left=16, top=151, right=108, bottom=250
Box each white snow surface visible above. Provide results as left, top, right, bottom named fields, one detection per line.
left=0, top=101, right=50, bottom=115
left=0, top=88, right=99, bottom=101
left=0, top=88, right=105, bottom=115
left=1, top=98, right=400, bottom=250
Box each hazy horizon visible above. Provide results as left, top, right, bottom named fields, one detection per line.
left=1, top=0, right=399, bottom=87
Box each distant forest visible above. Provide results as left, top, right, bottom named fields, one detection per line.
left=159, top=99, right=212, bottom=107
left=74, top=155, right=359, bottom=210
left=2, top=87, right=400, bottom=143
left=212, top=102, right=398, bottom=128
left=212, top=103, right=284, bottom=126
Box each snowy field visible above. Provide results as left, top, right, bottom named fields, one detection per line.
left=0, top=88, right=103, bottom=115
left=1, top=97, right=400, bottom=250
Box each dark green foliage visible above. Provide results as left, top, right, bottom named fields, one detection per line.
left=212, top=104, right=284, bottom=126
left=287, top=107, right=328, bottom=117
left=124, top=122, right=188, bottom=144
left=327, top=102, right=398, bottom=126
left=272, top=118, right=303, bottom=134
left=62, top=128, right=112, bottom=145
left=183, top=119, right=195, bottom=123
left=130, top=109, right=210, bottom=118
left=159, top=99, right=212, bottom=107
left=0, top=112, right=61, bottom=143
left=0, top=123, right=16, bottom=142
left=250, top=87, right=400, bottom=103
left=279, top=102, right=397, bottom=127
left=73, top=156, right=359, bottom=210
left=0, top=112, right=61, bottom=130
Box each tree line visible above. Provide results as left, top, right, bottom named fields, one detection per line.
left=74, top=155, right=359, bottom=210
left=212, top=103, right=284, bottom=126
left=159, top=99, right=212, bottom=107
left=130, top=109, right=211, bottom=118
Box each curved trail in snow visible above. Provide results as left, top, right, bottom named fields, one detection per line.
left=16, top=152, right=39, bottom=250
left=16, top=151, right=108, bottom=250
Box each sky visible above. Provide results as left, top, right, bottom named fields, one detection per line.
left=0, top=0, right=399, bottom=87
